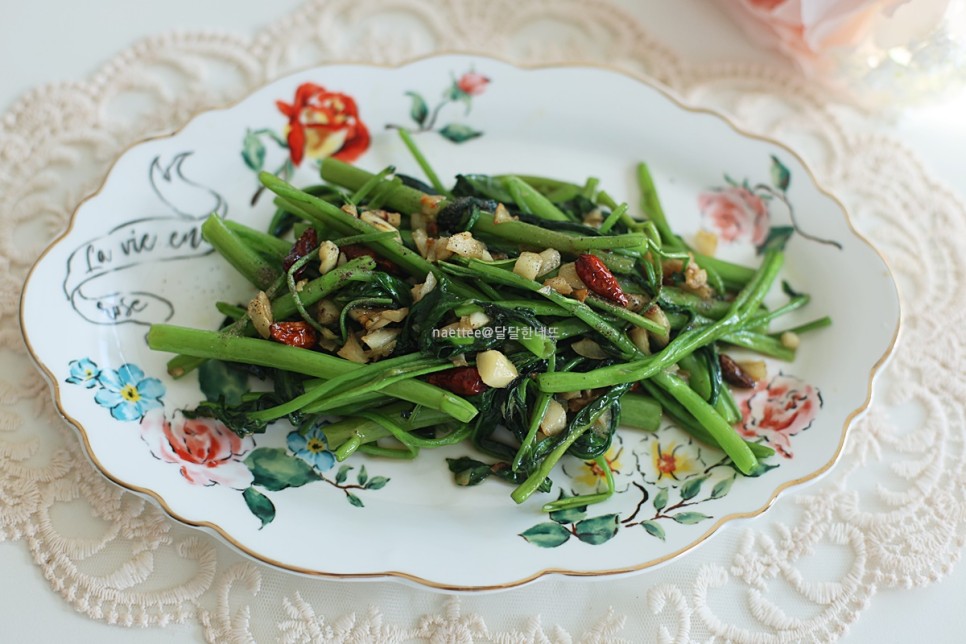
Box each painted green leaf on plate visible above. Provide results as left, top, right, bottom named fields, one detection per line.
left=520, top=522, right=571, bottom=548
left=671, top=511, right=712, bottom=525
left=245, top=448, right=320, bottom=491
left=574, top=514, right=620, bottom=545
left=438, top=123, right=483, bottom=144
left=641, top=520, right=666, bottom=541
left=242, top=486, right=276, bottom=528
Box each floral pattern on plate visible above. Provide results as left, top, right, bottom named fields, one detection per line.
left=520, top=373, right=819, bottom=548
left=699, top=155, right=843, bottom=252
left=65, top=358, right=390, bottom=527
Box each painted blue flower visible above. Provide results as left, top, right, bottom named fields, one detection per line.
left=94, top=364, right=165, bottom=421
left=287, top=426, right=335, bottom=472
left=66, top=358, right=101, bottom=389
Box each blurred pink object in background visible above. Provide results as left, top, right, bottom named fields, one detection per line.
left=719, top=0, right=965, bottom=105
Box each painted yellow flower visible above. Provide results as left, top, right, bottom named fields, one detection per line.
left=561, top=434, right=634, bottom=495
left=648, top=439, right=703, bottom=482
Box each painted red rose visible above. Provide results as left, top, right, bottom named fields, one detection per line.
left=275, top=83, right=370, bottom=166
left=733, top=374, right=821, bottom=458
left=457, top=71, right=490, bottom=96
left=698, top=186, right=770, bottom=245
left=139, top=409, right=255, bottom=488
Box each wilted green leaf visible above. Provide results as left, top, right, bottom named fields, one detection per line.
left=574, top=514, right=620, bottom=545
left=770, top=155, right=791, bottom=192
left=641, top=520, right=666, bottom=541
left=242, top=130, right=266, bottom=171
left=671, top=511, right=712, bottom=525
left=242, top=487, right=276, bottom=528
left=405, top=92, right=429, bottom=126
left=519, top=522, right=571, bottom=548
left=446, top=456, right=493, bottom=486
left=438, top=123, right=483, bottom=144
left=198, top=359, right=249, bottom=406
left=245, top=448, right=319, bottom=491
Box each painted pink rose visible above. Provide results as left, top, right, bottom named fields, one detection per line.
left=139, top=409, right=255, bottom=488
left=733, top=374, right=822, bottom=458
left=457, top=71, right=490, bottom=96
left=698, top=186, right=770, bottom=246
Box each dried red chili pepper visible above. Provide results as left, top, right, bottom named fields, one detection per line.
left=269, top=321, right=318, bottom=349
left=283, top=228, right=318, bottom=278
left=575, top=254, right=629, bottom=307
left=426, top=366, right=489, bottom=396
left=341, top=244, right=399, bottom=274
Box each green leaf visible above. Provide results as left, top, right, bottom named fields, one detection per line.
left=574, top=514, right=620, bottom=545
left=357, top=464, right=368, bottom=486
left=744, top=461, right=780, bottom=478
left=519, top=522, right=571, bottom=548
left=446, top=81, right=467, bottom=102
left=641, top=520, right=666, bottom=541
left=242, top=130, right=266, bottom=171
left=242, top=487, right=276, bottom=528
left=758, top=225, right=794, bottom=254
left=244, top=448, right=320, bottom=491
left=335, top=464, right=352, bottom=484
left=770, top=155, right=791, bottom=192
left=653, top=487, right=669, bottom=511
left=671, top=511, right=712, bottom=525
left=198, top=359, right=249, bottom=406
left=365, top=476, right=389, bottom=490
left=550, top=504, right=588, bottom=525
left=446, top=456, right=493, bottom=486
left=680, top=475, right=708, bottom=501
left=405, top=92, right=429, bottom=126
left=438, top=123, right=483, bottom=144
left=346, top=492, right=364, bottom=508
left=710, top=476, right=735, bottom=500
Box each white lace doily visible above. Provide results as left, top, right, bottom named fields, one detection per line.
left=3, top=0, right=964, bottom=641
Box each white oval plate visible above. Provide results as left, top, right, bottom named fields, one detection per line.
left=21, top=55, right=899, bottom=590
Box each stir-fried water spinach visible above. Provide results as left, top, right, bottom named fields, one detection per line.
left=146, top=134, right=830, bottom=512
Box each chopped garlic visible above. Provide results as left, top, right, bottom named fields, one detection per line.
left=513, top=251, right=544, bottom=281
left=412, top=272, right=437, bottom=302
left=337, top=334, right=368, bottom=364
left=781, top=331, right=800, bottom=349
left=629, top=326, right=651, bottom=354
left=493, top=203, right=515, bottom=224
left=476, top=350, right=518, bottom=388
left=247, top=291, right=273, bottom=339
left=558, top=262, right=587, bottom=289
left=543, top=276, right=573, bottom=295
left=644, top=304, right=670, bottom=348
left=318, top=240, right=339, bottom=275
left=537, top=248, right=561, bottom=276
left=572, top=338, right=608, bottom=359
left=446, top=231, right=491, bottom=261
left=540, top=399, right=568, bottom=436
left=738, top=359, right=767, bottom=382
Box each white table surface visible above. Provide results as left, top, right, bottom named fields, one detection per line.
left=3, top=1, right=964, bottom=641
